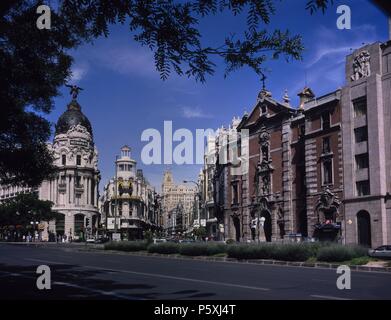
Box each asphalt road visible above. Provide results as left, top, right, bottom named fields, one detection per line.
left=0, top=243, right=390, bottom=300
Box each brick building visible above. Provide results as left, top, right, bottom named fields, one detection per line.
left=205, top=40, right=391, bottom=248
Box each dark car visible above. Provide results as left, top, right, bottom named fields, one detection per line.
left=368, top=245, right=391, bottom=259
left=95, top=237, right=110, bottom=244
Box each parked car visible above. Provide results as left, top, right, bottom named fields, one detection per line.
left=179, top=239, right=195, bottom=243
left=368, top=245, right=391, bottom=259
left=95, top=237, right=110, bottom=244
left=153, top=238, right=167, bottom=244
left=86, top=238, right=96, bottom=243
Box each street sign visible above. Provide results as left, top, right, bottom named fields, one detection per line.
left=112, top=233, right=121, bottom=241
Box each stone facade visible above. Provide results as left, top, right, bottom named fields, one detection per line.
left=202, top=41, right=391, bottom=247
left=100, top=146, right=162, bottom=240
left=1, top=97, right=101, bottom=240
left=342, top=42, right=391, bottom=248
left=161, top=170, right=196, bottom=234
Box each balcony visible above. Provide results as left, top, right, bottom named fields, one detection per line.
left=355, top=168, right=369, bottom=182
left=355, top=141, right=368, bottom=155
left=354, top=115, right=367, bottom=129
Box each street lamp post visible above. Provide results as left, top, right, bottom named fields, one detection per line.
left=114, top=155, right=119, bottom=239
left=183, top=180, right=203, bottom=230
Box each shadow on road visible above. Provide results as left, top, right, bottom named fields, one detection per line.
left=0, top=263, right=216, bottom=300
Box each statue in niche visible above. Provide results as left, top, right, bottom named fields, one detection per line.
left=315, top=188, right=341, bottom=225
left=261, top=174, right=270, bottom=195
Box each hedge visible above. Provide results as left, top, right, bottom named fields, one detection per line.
left=104, top=241, right=148, bottom=252
left=178, top=243, right=227, bottom=256
left=316, top=245, right=368, bottom=262
left=147, top=242, right=180, bottom=254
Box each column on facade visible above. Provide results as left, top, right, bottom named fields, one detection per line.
left=281, top=120, right=293, bottom=238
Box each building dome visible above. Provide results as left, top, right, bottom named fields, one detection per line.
left=55, top=100, right=93, bottom=136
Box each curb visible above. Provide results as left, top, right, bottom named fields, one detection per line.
left=94, top=249, right=391, bottom=273
left=3, top=242, right=390, bottom=273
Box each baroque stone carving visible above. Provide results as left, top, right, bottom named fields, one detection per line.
left=315, top=187, right=341, bottom=225
left=351, top=50, right=371, bottom=81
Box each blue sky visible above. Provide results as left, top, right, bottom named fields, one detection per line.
left=47, top=0, right=388, bottom=192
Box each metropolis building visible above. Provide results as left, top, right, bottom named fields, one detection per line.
left=0, top=92, right=101, bottom=240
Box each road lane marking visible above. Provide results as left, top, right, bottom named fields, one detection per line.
left=310, top=294, right=352, bottom=300
left=25, top=258, right=270, bottom=292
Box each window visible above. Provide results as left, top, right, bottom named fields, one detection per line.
left=356, top=180, right=370, bottom=196
left=355, top=126, right=368, bottom=143
left=299, top=124, right=305, bottom=138
left=118, top=164, right=124, bottom=171
left=76, top=176, right=81, bottom=186
left=353, top=98, right=367, bottom=118
left=232, top=183, right=239, bottom=205
left=62, top=155, right=66, bottom=166
left=355, top=154, right=369, bottom=170
left=322, top=137, right=331, bottom=154
left=76, top=155, right=81, bottom=166
left=321, top=112, right=330, bottom=130
left=322, top=159, right=333, bottom=185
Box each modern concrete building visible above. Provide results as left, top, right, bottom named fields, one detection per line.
left=342, top=41, right=391, bottom=248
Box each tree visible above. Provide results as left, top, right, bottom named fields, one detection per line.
left=0, top=0, right=333, bottom=187
left=0, top=193, right=60, bottom=227
left=194, top=226, right=207, bottom=239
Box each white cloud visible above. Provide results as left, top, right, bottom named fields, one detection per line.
left=288, top=24, right=380, bottom=97
left=182, top=106, right=213, bottom=119
left=93, top=43, right=157, bottom=77
left=67, top=64, right=88, bottom=83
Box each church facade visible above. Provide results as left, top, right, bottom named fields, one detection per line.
left=202, top=40, right=391, bottom=248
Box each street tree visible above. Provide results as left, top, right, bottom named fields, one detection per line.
left=0, top=193, right=59, bottom=227
left=0, top=0, right=333, bottom=187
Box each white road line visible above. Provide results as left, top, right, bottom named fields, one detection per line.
left=25, top=258, right=270, bottom=292
left=310, top=294, right=352, bottom=300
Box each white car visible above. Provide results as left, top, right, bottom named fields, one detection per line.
left=153, top=238, right=167, bottom=244
left=369, top=245, right=391, bottom=259
left=86, top=238, right=95, bottom=243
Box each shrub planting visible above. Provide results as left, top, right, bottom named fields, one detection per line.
left=272, top=244, right=313, bottom=262
left=147, top=242, right=179, bottom=254
left=179, top=243, right=208, bottom=256
left=206, top=243, right=227, bottom=256
left=317, top=244, right=368, bottom=262
left=104, top=241, right=148, bottom=252
left=227, top=244, right=275, bottom=260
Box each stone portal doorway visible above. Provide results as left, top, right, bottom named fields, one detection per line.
left=232, top=216, right=241, bottom=242
left=357, top=211, right=371, bottom=247
left=261, top=210, right=272, bottom=242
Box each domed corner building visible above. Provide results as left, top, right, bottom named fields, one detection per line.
left=39, top=95, right=101, bottom=241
